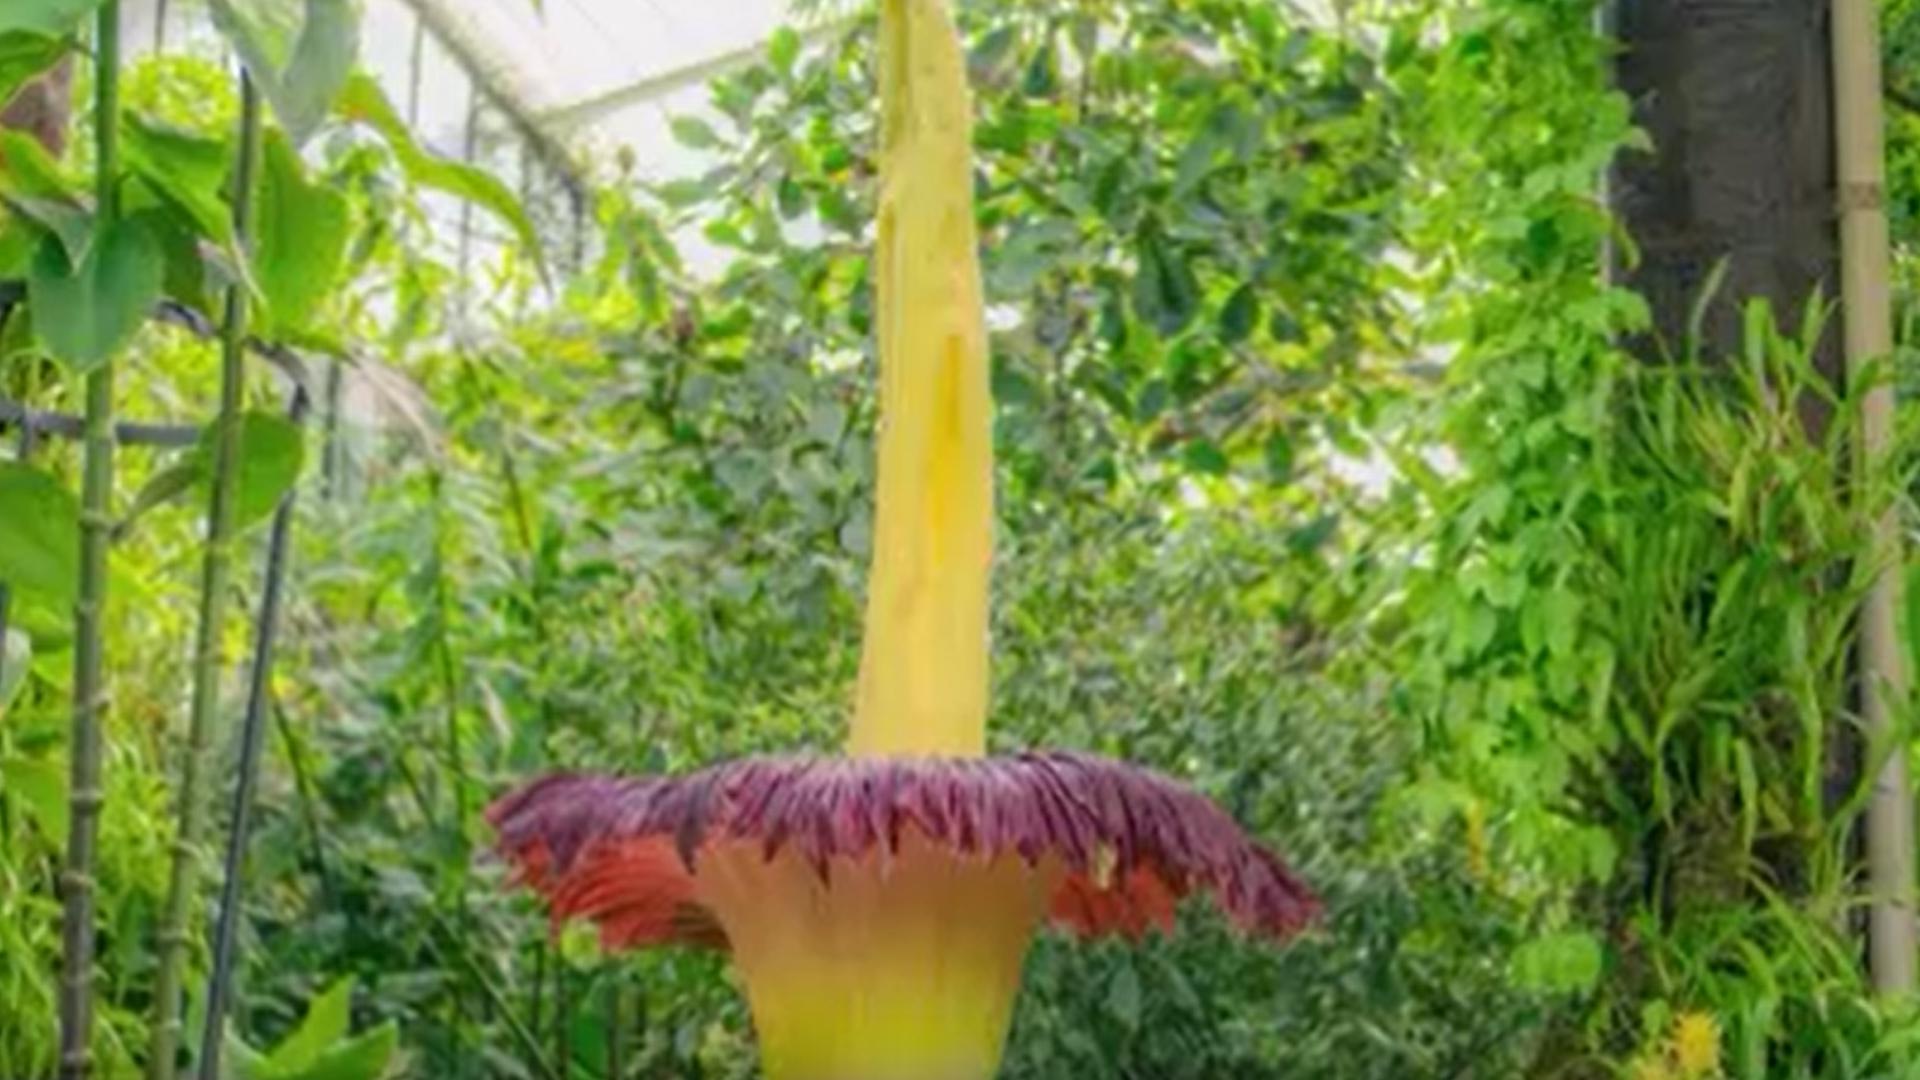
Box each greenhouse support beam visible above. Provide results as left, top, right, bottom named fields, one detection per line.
left=0, top=399, right=201, bottom=449
left=393, top=0, right=585, bottom=200
left=536, top=17, right=857, bottom=136
left=1832, top=0, right=1916, bottom=994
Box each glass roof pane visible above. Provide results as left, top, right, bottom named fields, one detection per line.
left=462, top=0, right=792, bottom=115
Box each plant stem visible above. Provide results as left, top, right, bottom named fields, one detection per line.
left=195, top=387, right=307, bottom=1080
left=148, top=73, right=264, bottom=1080
left=554, top=962, right=570, bottom=1080
left=1832, top=0, right=1917, bottom=993
left=605, top=978, right=622, bottom=1080
left=426, top=914, right=561, bottom=1080
left=273, top=703, right=334, bottom=900
left=57, top=6, right=120, bottom=1076
left=0, top=584, right=11, bottom=692
left=321, top=360, right=342, bottom=500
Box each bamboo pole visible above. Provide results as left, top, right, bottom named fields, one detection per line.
left=1832, top=0, right=1916, bottom=994
left=58, top=7, right=121, bottom=1075
left=148, top=74, right=266, bottom=1080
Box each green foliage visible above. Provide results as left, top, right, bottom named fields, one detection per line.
left=8, top=0, right=1920, bottom=1077
left=0, top=0, right=104, bottom=38
left=28, top=217, right=164, bottom=371
left=0, top=16, right=539, bottom=1072
left=225, top=977, right=399, bottom=1080
left=0, top=129, right=96, bottom=270
left=335, top=73, right=543, bottom=260
left=124, top=113, right=236, bottom=248
left=0, top=32, right=67, bottom=105
left=210, top=0, right=361, bottom=147
left=165, top=410, right=306, bottom=531
left=0, top=462, right=80, bottom=601
left=254, top=130, right=349, bottom=336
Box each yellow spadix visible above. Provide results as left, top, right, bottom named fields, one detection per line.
left=851, top=0, right=995, bottom=759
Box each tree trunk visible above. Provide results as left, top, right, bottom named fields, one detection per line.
left=0, top=56, right=76, bottom=158
left=1610, top=0, right=1840, bottom=398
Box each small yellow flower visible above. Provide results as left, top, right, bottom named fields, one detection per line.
left=1670, top=1011, right=1722, bottom=1078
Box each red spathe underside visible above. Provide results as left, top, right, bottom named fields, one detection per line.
left=487, top=752, right=1320, bottom=948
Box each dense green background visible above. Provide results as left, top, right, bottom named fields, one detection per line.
left=9, top=0, right=1920, bottom=1076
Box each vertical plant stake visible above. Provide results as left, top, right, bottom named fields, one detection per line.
left=147, top=75, right=265, bottom=1080
left=50, top=3, right=163, bottom=1076
left=487, top=3, right=1321, bottom=1078
left=1831, top=0, right=1917, bottom=991
left=58, top=5, right=121, bottom=1077
left=194, top=388, right=309, bottom=1080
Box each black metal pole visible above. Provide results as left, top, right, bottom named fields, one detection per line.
left=192, top=387, right=310, bottom=1080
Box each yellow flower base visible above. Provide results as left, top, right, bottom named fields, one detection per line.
left=698, top=832, right=1061, bottom=1079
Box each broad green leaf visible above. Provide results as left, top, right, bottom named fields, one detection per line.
left=0, top=31, right=65, bottom=105
left=224, top=1025, right=270, bottom=1080
left=0, top=191, right=90, bottom=264
left=275, top=0, right=360, bottom=146
left=0, top=0, right=106, bottom=37
left=1131, top=225, right=1198, bottom=337
left=0, top=628, right=28, bottom=711
left=260, top=977, right=353, bottom=1075
left=1218, top=282, right=1259, bottom=344
left=0, top=754, right=66, bottom=838
left=255, top=130, right=348, bottom=336
left=0, top=216, right=36, bottom=276
left=0, top=129, right=78, bottom=198
left=278, top=1022, right=396, bottom=1080
left=211, top=0, right=359, bottom=147
left=190, top=412, right=306, bottom=530
left=208, top=0, right=303, bottom=69
left=0, top=130, right=91, bottom=263
left=221, top=413, right=306, bottom=528
left=0, top=463, right=80, bottom=600
left=1512, top=930, right=1604, bottom=994
left=115, top=461, right=199, bottom=542
left=336, top=74, right=542, bottom=259
left=123, top=113, right=234, bottom=245
left=146, top=203, right=218, bottom=318
left=1105, top=963, right=1142, bottom=1032
left=1540, top=587, right=1583, bottom=659
left=669, top=116, right=722, bottom=151
left=655, top=178, right=707, bottom=209
left=1022, top=40, right=1057, bottom=97
left=1181, top=439, right=1229, bottom=476
left=28, top=217, right=163, bottom=372
left=768, top=26, right=800, bottom=75
left=1264, top=430, right=1295, bottom=484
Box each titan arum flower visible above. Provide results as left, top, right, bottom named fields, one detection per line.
left=488, top=2, right=1320, bottom=1076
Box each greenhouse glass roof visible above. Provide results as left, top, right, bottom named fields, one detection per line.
left=139, top=0, right=802, bottom=182
left=357, top=0, right=799, bottom=178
